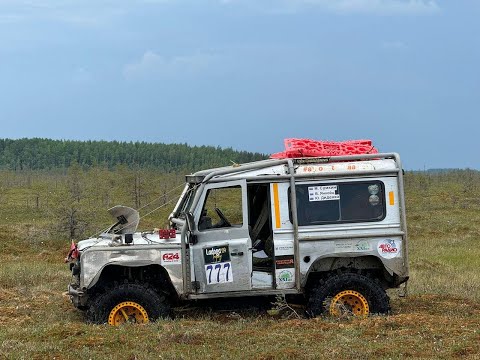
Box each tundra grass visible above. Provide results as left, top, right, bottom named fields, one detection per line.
left=0, top=290, right=478, bottom=359
left=0, top=171, right=479, bottom=359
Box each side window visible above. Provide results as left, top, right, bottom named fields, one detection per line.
left=295, top=181, right=385, bottom=226
left=198, top=186, right=243, bottom=230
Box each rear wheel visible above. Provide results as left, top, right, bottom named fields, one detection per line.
left=86, top=283, right=171, bottom=325
left=307, top=272, right=390, bottom=317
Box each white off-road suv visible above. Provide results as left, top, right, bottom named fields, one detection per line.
left=67, top=152, right=408, bottom=325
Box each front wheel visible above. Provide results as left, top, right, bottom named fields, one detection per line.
left=86, top=283, right=171, bottom=325
left=306, top=272, right=390, bottom=318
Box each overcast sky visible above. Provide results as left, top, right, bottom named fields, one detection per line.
left=0, top=0, right=478, bottom=170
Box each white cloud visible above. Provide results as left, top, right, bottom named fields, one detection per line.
left=0, top=0, right=441, bottom=22
left=123, top=51, right=214, bottom=80
left=0, top=1, right=130, bottom=26
left=318, top=0, right=440, bottom=15
left=223, top=0, right=440, bottom=16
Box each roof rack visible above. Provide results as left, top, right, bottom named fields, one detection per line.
left=186, top=153, right=401, bottom=184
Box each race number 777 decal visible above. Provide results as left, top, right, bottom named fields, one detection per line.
left=205, top=262, right=233, bottom=284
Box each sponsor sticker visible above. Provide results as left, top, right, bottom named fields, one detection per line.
left=377, top=239, right=400, bottom=259
left=355, top=240, right=371, bottom=251
left=275, top=255, right=295, bottom=269
left=204, top=245, right=230, bottom=264
left=308, top=185, right=340, bottom=202
left=274, top=242, right=294, bottom=256
left=334, top=240, right=372, bottom=252
left=298, top=163, right=375, bottom=174
left=203, top=245, right=233, bottom=285
left=278, top=269, right=294, bottom=283
left=274, top=245, right=294, bottom=252
left=275, top=268, right=295, bottom=288
left=160, top=250, right=181, bottom=265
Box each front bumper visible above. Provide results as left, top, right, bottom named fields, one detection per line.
left=67, top=284, right=88, bottom=309
left=394, top=275, right=409, bottom=287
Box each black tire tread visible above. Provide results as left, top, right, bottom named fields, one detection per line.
left=86, top=283, right=171, bottom=324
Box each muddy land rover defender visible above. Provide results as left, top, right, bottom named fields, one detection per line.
left=67, top=152, right=408, bottom=325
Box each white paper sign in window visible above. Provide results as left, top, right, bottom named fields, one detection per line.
left=308, top=185, right=340, bottom=202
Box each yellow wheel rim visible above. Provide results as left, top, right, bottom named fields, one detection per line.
left=108, top=301, right=149, bottom=326
left=329, top=290, right=369, bottom=317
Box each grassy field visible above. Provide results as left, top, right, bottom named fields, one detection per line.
left=0, top=170, right=479, bottom=359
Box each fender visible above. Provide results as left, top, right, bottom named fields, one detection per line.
left=80, top=247, right=183, bottom=296
left=302, top=255, right=388, bottom=287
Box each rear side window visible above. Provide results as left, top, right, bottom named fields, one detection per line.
left=294, top=181, right=385, bottom=226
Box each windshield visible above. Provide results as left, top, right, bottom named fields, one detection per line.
left=172, top=184, right=198, bottom=220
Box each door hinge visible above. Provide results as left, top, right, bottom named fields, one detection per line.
left=191, top=281, right=200, bottom=291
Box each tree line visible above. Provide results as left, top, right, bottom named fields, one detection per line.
left=0, top=162, right=478, bottom=242
left=0, top=138, right=267, bottom=171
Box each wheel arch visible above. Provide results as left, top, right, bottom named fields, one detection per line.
left=87, top=263, right=179, bottom=302
left=303, top=255, right=391, bottom=290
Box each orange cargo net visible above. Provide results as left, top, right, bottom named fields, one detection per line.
left=270, top=138, right=378, bottom=159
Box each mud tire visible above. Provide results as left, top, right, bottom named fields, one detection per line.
left=86, top=283, right=171, bottom=324
left=306, top=272, right=390, bottom=317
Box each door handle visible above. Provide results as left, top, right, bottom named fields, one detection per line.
left=231, top=251, right=244, bottom=256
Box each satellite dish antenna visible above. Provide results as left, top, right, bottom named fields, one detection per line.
left=106, top=206, right=140, bottom=234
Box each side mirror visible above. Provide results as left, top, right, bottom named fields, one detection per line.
left=185, top=212, right=198, bottom=245
left=186, top=212, right=196, bottom=233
